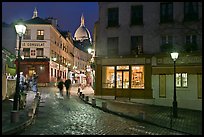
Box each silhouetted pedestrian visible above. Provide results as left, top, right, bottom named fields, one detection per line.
left=64, top=79, right=71, bottom=97
left=57, top=79, right=64, bottom=97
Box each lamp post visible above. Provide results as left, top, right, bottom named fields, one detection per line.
left=170, top=52, right=179, bottom=118
left=11, top=20, right=26, bottom=123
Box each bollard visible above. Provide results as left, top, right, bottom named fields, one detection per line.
left=78, top=88, right=81, bottom=95
left=92, top=98, right=96, bottom=107
left=85, top=96, right=89, bottom=102
left=138, top=111, right=145, bottom=120
left=102, top=102, right=107, bottom=111
left=79, top=92, right=82, bottom=97
left=11, top=111, right=19, bottom=123
left=82, top=94, right=85, bottom=99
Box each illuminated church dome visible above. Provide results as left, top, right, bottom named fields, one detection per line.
left=74, top=14, right=92, bottom=43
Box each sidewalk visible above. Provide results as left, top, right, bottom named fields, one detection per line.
left=78, top=88, right=202, bottom=135
left=2, top=91, right=38, bottom=135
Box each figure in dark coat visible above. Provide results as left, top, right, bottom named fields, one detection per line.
left=57, top=79, right=64, bottom=96
left=64, top=79, right=71, bottom=97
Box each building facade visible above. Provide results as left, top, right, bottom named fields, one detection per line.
left=94, top=2, right=202, bottom=110
left=14, top=9, right=92, bottom=86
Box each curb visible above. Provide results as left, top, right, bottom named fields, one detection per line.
left=2, top=94, right=41, bottom=135
left=79, top=95, right=191, bottom=135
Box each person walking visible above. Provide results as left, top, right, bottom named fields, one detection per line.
left=19, top=72, right=25, bottom=92
left=64, top=79, right=71, bottom=97
left=31, top=73, right=38, bottom=93
left=57, top=79, right=64, bottom=97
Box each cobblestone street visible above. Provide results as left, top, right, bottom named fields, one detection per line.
left=19, top=87, right=186, bottom=135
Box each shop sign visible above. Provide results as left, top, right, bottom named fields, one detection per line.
left=22, top=42, right=45, bottom=47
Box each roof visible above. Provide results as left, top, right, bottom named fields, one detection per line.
left=24, top=17, right=51, bottom=25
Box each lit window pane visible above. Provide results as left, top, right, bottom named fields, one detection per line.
left=176, top=73, right=181, bottom=87
left=123, top=71, right=129, bottom=89
left=131, top=66, right=144, bottom=89
left=116, top=71, right=122, bottom=88
left=102, top=66, right=115, bottom=88
left=182, top=73, right=188, bottom=87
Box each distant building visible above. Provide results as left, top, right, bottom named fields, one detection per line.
left=73, top=14, right=93, bottom=85
left=94, top=2, right=202, bottom=110
left=73, top=14, right=92, bottom=53
left=13, top=8, right=75, bottom=86
left=13, top=8, right=92, bottom=86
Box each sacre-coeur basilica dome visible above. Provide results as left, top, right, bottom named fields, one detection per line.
left=74, top=14, right=92, bottom=43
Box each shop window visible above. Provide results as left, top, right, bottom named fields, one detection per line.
left=102, top=66, right=115, bottom=88
left=176, top=73, right=188, bottom=88
left=116, top=66, right=129, bottom=89
left=131, top=66, right=144, bottom=89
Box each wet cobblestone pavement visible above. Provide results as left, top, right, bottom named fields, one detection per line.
left=20, top=87, right=186, bottom=135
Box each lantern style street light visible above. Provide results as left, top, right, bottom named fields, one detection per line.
left=11, top=20, right=26, bottom=123
left=170, top=52, right=179, bottom=118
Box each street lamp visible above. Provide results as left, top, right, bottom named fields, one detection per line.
left=11, top=20, right=26, bottom=123
left=170, top=52, right=179, bottom=118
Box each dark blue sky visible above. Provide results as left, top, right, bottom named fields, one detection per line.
left=2, top=2, right=99, bottom=37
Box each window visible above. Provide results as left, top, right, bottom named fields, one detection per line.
left=160, top=35, right=173, bottom=52
left=131, top=5, right=143, bottom=25
left=107, top=37, right=118, bottom=56
left=24, top=29, right=31, bottom=39
left=23, top=48, right=30, bottom=57
left=185, top=35, right=197, bottom=52
left=102, top=66, right=115, bottom=88
left=131, top=36, right=143, bottom=55
left=51, top=68, right=53, bottom=77
left=184, top=2, right=198, bottom=21
left=108, top=8, right=119, bottom=27
left=186, top=35, right=197, bottom=44
left=176, top=73, right=188, bottom=88
left=116, top=66, right=129, bottom=89
left=37, top=30, right=44, bottom=40
left=54, top=69, right=56, bottom=77
left=131, top=66, right=144, bottom=89
left=36, top=48, right=43, bottom=57
left=160, top=3, right=173, bottom=23
left=161, top=35, right=173, bottom=45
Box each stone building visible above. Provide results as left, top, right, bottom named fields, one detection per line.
left=94, top=2, right=202, bottom=110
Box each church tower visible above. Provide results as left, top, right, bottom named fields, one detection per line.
left=80, top=13, right=85, bottom=26
left=32, top=7, right=38, bottom=19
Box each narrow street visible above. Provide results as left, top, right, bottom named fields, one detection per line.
left=19, top=87, right=185, bottom=135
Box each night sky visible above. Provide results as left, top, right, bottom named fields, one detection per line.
left=2, top=2, right=99, bottom=37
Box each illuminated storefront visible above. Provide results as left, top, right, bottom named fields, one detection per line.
left=95, top=57, right=153, bottom=99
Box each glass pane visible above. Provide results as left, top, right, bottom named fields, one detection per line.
left=131, top=66, right=144, bottom=89
left=176, top=73, right=181, bottom=87
left=117, top=71, right=122, bottom=88
left=182, top=73, right=188, bottom=87
left=102, top=66, right=115, bottom=88
left=123, top=71, right=129, bottom=89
